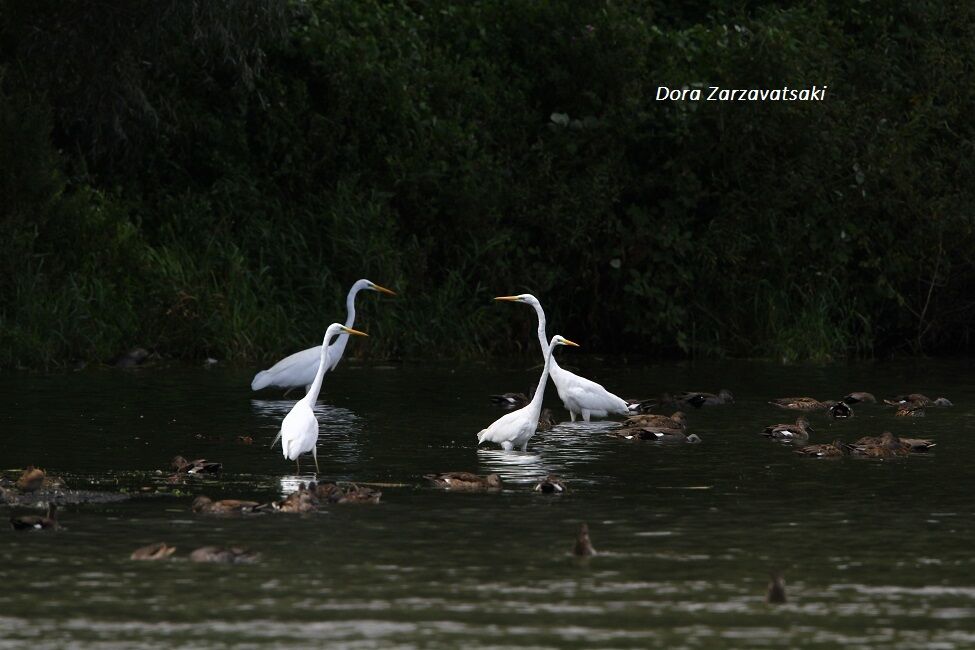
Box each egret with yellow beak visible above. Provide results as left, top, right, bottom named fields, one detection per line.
left=496, top=294, right=635, bottom=421
left=273, top=323, right=368, bottom=473
left=251, top=279, right=394, bottom=395
left=477, top=335, right=579, bottom=451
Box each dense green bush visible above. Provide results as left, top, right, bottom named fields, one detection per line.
left=1, top=0, right=973, bottom=368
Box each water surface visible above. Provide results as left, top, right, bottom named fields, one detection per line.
left=2, top=359, right=975, bottom=648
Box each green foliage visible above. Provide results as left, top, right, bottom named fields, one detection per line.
left=1, top=0, right=974, bottom=368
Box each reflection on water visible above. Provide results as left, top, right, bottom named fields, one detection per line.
left=2, top=359, right=975, bottom=649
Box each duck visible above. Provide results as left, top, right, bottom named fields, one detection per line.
left=795, top=440, right=845, bottom=458
left=331, top=484, right=382, bottom=504
left=766, top=572, right=787, bottom=604
left=533, top=475, right=567, bottom=494
left=309, top=481, right=343, bottom=501
left=424, top=472, right=503, bottom=491
left=130, top=542, right=177, bottom=560
left=191, top=496, right=261, bottom=514
left=536, top=409, right=558, bottom=432
left=620, top=411, right=687, bottom=430
left=769, top=397, right=826, bottom=411
left=884, top=394, right=952, bottom=407
left=171, top=456, right=222, bottom=475
left=189, top=546, right=259, bottom=564
left=15, top=466, right=47, bottom=492
left=10, top=503, right=59, bottom=531
left=762, top=417, right=814, bottom=442
left=845, top=431, right=911, bottom=458
left=668, top=390, right=734, bottom=408
left=573, top=523, right=596, bottom=556
left=895, top=403, right=925, bottom=417
left=489, top=391, right=530, bottom=408
left=899, top=437, right=937, bottom=452
left=842, top=392, right=876, bottom=404
left=826, top=402, right=853, bottom=419
left=264, top=483, right=319, bottom=513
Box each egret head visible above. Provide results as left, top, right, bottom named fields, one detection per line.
left=494, top=293, right=540, bottom=307
left=552, top=335, right=580, bottom=348
left=351, top=279, right=396, bottom=296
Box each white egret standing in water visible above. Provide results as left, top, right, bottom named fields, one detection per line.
left=251, top=279, right=394, bottom=394
left=271, top=323, right=368, bottom=473
left=477, top=335, right=578, bottom=451
left=495, top=294, right=634, bottom=421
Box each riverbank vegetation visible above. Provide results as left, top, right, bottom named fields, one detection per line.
left=2, top=1, right=974, bottom=368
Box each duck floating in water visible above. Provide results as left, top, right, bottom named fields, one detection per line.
left=766, top=572, right=787, bottom=604
left=424, top=472, right=503, bottom=491
left=332, top=484, right=382, bottom=504
left=15, top=467, right=47, bottom=492
left=573, top=523, right=596, bottom=556
left=769, top=397, right=826, bottom=411
left=827, top=402, right=853, bottom=419
left=621, top=411, right=687, bottom=430
left=191, top=496, right=261, bottom=514
left=844, top=431, right=911, bottom=458
left=171, top=456, right=222, bottom=475
left=533, top=475, right=567, bottom=494
left=611, top=426, right=699, bottom=443
left=536, top=409, right=558, bottom=432
left=667, top=390, right=734, bottom=408
left=895, top=403, right=925, bottom=417
left=489, top=391, right=530, bottom=408
left=762, top=417, right=813, bottom=443
left=884, top=394, right=952, bottom=407
left=795, top=440, right=845, bottom=458
left=264, top=483, right=319, bottom=513
left=842, top=392, right=876, bottom=404
left=189, top=546, right=259, bottom=564
left=130, top=542, right=177, bottom=560
left=10, top=503, right=59, bottom=531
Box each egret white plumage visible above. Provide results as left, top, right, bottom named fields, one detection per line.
left=271, top=323, right=368, bottom=473
left=495, top=294, right=634, bottom=421
left=251, top=279, right=394, bottom=394
left=477, top=335, right=578, bottom=451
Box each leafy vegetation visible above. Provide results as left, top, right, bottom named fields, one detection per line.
left=2, top=0, right=973, bottom=368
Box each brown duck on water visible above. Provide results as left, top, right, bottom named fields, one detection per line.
left=536, top=408, right=558, bottom=432
left=762, top=417, right=814, bottom=443
left=795, top=440, right=845, bottom=458
left=620, top=411, right=688, bottom=430
left=424, top=472, right=503, bottom=491
left=171, top=456, right=223, bottom=475
left=533, top=475, right=567, bottom=494
left=191, top=496, right=261, bottom=514
left=189, top=546, right=259, bottom=564
left=573, top=523, right=596, bottom=557
left=16, top=467, right=47, bottom=492
left=766, top=572, right=787, bottom=604
left=10, top=503, right=59, bottom=531
left=667, top=390, right=734, bottom=408
left=842, top=392, right=877, bottom=404
left=130, top=542, right=177, bottom=560
left=769, top=397, right=827, bottom=411
left=845, top=431, right=911, bottom=458
left=884, top=394, right=953, bottom=407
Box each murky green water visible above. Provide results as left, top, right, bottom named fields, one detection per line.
left=2, top=359, right=975, bottom=649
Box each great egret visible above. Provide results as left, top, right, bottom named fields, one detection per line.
left=477, top=334, right=578, bottom=450
left=271, top=323, right=368, bottom=473
left=251, top=279, right=393, bottom=394
left=495, top=294, right=632, bottom=422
